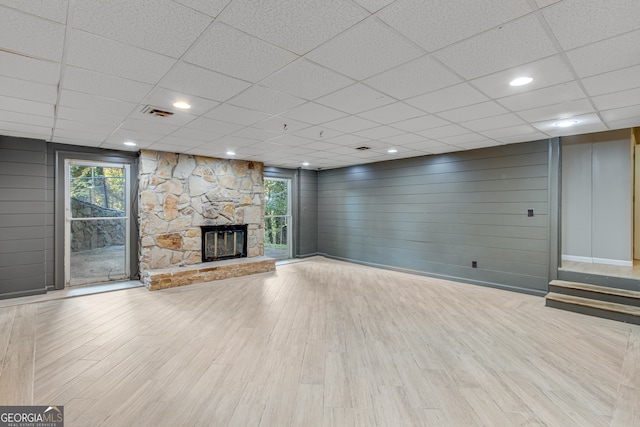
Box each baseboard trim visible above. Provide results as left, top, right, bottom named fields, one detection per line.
left=562, top=255, right=632, bottom=267
left=0, top=288, right=47, bottom=300
left=319, top=253, right=547, bottom=297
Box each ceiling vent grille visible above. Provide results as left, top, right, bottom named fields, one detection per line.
left=141, top=105, right=174, bottom=117
left=355, top=146, right=371, bottom=151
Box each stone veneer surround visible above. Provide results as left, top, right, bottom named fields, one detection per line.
left=138, top=150, right=265, bottom=280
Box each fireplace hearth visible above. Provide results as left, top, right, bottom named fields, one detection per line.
left=201, top=225, right=248, bottom=262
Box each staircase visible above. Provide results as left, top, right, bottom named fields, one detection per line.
left=545, top=280, right=640, bottom=325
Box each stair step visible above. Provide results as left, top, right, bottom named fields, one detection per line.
left=549, top=280, right=640, bottom=299
left=545, top=292, right=640, bottom=324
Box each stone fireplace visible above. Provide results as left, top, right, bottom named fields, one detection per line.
left=201, top=224, right=248, bottom=262
left=138, top=150, right=275, bottom=290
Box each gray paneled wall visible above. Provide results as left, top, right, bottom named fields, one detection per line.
left=318, top=140, right=550, bottom=294
left=0, top=136, right=51, bottom=298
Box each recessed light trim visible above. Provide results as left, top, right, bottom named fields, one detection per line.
left=387, top=148, right=398, bottom=153
left=509, top=76, right=533, bottom=87
left=173, top=101, right=191, bottom=109
left=123, top=141, right=136, bottom=146
left=302, top=162, right=310, bottom=166
left=555, top=119, right=578, bottom=128
left=226, top=151, right=236, bottom=156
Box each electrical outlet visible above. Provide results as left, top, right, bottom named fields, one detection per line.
left=472, top=261, right=477, bottom=268
left=528, top=209, right=534, bottom=217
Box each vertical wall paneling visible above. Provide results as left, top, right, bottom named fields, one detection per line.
left=548, top=137, right=561, bottom=282
left=0, top=136, right=48, bottom=298
left=317, top=140, right=551, bottom=295
left=561, top=130, right=632, bottom=265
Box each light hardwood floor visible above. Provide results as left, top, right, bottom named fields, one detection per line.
left=1, top=257, right=639, bottom=426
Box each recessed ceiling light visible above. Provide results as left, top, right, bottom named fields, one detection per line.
left=123, top=141, right=136, bottom=146
left=387, top=148, right=398, bottom=153
left=226, top=151, right=236, bottom=156
left=173, top=101, right=191, bottom=109
left=555, top=119, right=578, bottom=128
left=302, top=162, right=310, bottom=166
left=509, top=76, right=533, bottom=87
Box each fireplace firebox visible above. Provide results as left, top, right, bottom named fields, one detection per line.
left=201, top=224, right=248, bottom=262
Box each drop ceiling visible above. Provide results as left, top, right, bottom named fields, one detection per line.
left=1, top=0, right=639, bottom=169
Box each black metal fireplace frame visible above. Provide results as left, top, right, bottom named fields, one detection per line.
left=200, top=224, right=248, bottom=262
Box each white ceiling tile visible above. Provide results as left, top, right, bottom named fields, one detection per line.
left=391, top=115, right=451, bottom=132
left=566, top=29, right=640, bottom=78
left=316, top=84, right=394, bottom=114
left=63, top=67, right=153, bottom=104
left=291, top=140, right=342, bottom=152
left=51, top=137, right=102, bottom=147
left=73, top=0, right=212, bottom=57
left=322, top=116, right=379, bottom=133
left=101, top=140, right=154, bottom=150
left=173, top=0, right=231, bottom=18
left=357, top=102, right=424, bottom=124
left=0, top=110, right=53, bottom=127
left=53, top=128, right=107, bottom=142
left=406, top=83, right=489, bottom=113
left=497, top=82, right=586, bottom=111
left=517, top=99, right=594, bottom=123
left=0, top=51, right=60, bottom=85
left=426, top=145, right=465, bottom=154
left=253, top=116, right=310, bottom=134
left=144, top=87, right=219, bottom=116
left=495, top=132, right=548, bottom=144
left=121, top=118, right=179, bottom=136
left=415, top=124, right=470, bottom=139
left=260, top=59, right=355, bottom=101
left=58, top=107, right=123, bottom=127
left=205, top=104, right=271, bottom=126
left=438, top=101, right=509, bottom=123
left=378, top=0, right=532, bottom=52
left=459, top=113, right=525, bottom=132
left=293, top=126, right=342, bottom=141
left=325, top=134, right=371, bottom=147
left=156, top=135, right=208, bottom=148
left=354, top=126, right=404, bottom=139
left=67, top=30, right=175, bottom=84
left=282, top=102, right=348, bottom=125
left=592, top=88, right=640, bottom=111
left=434, top=15, right=557, bottom=79
left=381, top=133, right=424, bottom=145
left=307, top=17, right=424, bottom=80
left=581, top=65, right=640, bottom=97
left=59, top=90, right=137, bottom=117
left=0, top=121, right=50, bottom=138
left=0, top=96, right=52, bottom=118
left=55, top=118, right=117, bottom=134
left=0, top=0, right=68, bottom=23
left=352, top=0, right=395, bottom=13
left=0, top=6, right=65, bottom=61
left=470, top=55, right=574, bottom=99
left=542, top=0, right=640, bottom=50
left=131, top=108, right=197, bottom=127
left=364, top=55, right=462, bottom=100
left=160, top=62, right=251, bottom=102
left=603, top=117, right=640, bottom=131
left=531, top=112, right=603, bottom=134
left=107, top=129, right=164, bottom=144
left=535, top=0, right=561, bottom=8
left=480, top=124, right=539, bottom=139
left=0, top=76, right=57, bottom=104
left=401, top=140, right=450, bottom=151
left=228, top=85, right=306, bottom=115
left=601, top=104, right=640, bottom=123
left=439, top=133, right=487, bottom=145
left=261, top=134, right=314, bottom=148
left=232, top=127, right=281, bottom=141
left=219, top=0, right=367, bottom=55
left=454, top=140, right=500, bottom=150
left=184, top=23, right=297, bottom=83
left=169, top=127, right=222, bottom=143
left=151, top=141, right=203, bottom=153
left=186, top=117, right=243, bottom=135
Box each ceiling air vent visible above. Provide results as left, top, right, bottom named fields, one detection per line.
left=355, top=146, right=371, bottom=151
left=141, top=105, right=174, bottom=117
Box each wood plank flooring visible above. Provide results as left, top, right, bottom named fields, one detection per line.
left=1, top=256, right=639, bottom=426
